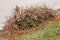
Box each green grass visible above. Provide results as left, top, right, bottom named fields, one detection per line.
left=0, top=10, right=60, bottom=40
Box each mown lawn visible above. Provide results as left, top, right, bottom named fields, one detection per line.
left=0, top=10, right=60, bottom=40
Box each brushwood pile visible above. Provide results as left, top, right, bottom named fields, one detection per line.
left=3, top=5, right=57, bottom=32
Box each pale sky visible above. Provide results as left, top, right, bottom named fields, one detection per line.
left=0, top=0, right=60, bottom=29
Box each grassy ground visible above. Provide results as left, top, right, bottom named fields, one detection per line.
left=0, top=10, right=60, bottom=40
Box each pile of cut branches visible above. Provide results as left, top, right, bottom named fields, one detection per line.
left=3, top=5, right=57, bottom=35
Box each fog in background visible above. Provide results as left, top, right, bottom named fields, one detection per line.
left=0, top=0, right=60, bottom=29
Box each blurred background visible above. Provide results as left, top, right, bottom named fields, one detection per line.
left=0, top=0, right=60, bottom=29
